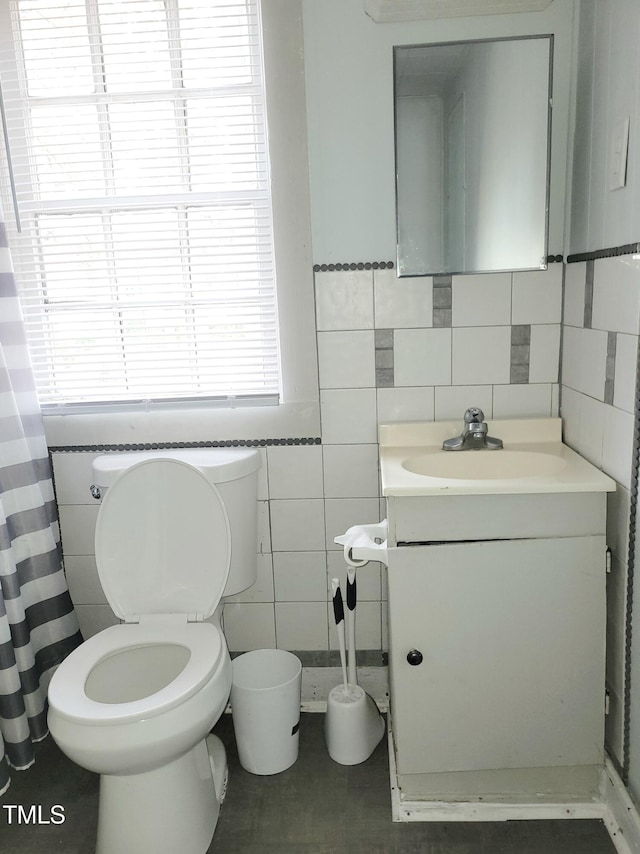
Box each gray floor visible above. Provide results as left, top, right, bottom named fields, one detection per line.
left=0, top=712, right=617, bottom=854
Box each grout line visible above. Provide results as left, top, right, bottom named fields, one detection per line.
left=584, top=259, right=594, bottom=328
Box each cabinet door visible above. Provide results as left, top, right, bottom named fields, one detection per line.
left=387, top=537, right=606, bottom=776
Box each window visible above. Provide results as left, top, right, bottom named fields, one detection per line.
left=0, top=0, right=279, bottom=412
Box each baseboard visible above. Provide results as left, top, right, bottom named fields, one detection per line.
left=224, top=665, right=389, bottom=715
left=600, top=759, right=640, bottom=854
left=387, top=715, right=606, bottom=823
left=386, top=709, right=640, bottom=854
left=301, top=665, right=389, bottom=711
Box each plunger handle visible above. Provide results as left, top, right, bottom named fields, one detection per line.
left=346, top=568, right=357, bottom=685
left=331, top=578, right=348, bottom=690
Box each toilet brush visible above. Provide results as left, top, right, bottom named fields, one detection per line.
left=325, top=574, right=385, bottom=766
left=346, top=567, right=357, bottom=686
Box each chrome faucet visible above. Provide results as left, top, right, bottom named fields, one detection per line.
left=442, top=408, right=504, bottom=451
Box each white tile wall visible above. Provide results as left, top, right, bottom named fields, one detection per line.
left=275, top=602, right=329, bottom=650
left=452, top=273, right=511, bottom=326
left=317, top=330, right=376, bottom=388
left=602, top=406, right=634, bottom=490
left=614, top=333, right=639, bottom=413
left=376, top=387, right=434, bottom=423
left=315, top=268, right=374, bottom=331
left=561, top=385, right=606, bottom=469
left=592, top=256, right=640, bottom=335
left=512, top=266, right=563, bottom=325
left=451, top=327, right=511, bottom=385
left=273, top=551, right=328, bottom=602
left=266, top=445, right=324, bottom=498
left=54, top=264, right=568, bottom=657
left=562, top=325, right=608, bottom=400
left=270, top=499, right=326, bottom=552
left=563, top=261, right=587, bottom=327
left=322, top=444, right=379, bottom=498
left=53, top=452, right=98, bottom=504
left=374, top=267, right=432, bottom=328
left=59, top=505, right=99, bottom=556
left=561, top=254, right=640, bottom=770
left=394, top=328, right=451, bottom=386
left=320, top=388, right=378, bottom=444
left=492, top=384, right=555, bottom=418
left=223, top=603, right=277, bottom=650
left=434, top=385, right=493, bottom=420
left=225, top=554, right=274, bottom=604
left=529, top=325, right=561, bottom=383
left=63, top=555, right=106, bottom=605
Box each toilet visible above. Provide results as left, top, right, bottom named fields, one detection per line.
left=47, top=448, right=261, bottom=854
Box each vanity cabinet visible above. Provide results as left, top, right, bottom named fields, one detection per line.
left=388, top=537, right=606, bottom=786
left=377, top=418, right=615, bottom=804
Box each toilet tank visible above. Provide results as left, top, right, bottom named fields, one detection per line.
left=92, top=448, right=261, bottom=597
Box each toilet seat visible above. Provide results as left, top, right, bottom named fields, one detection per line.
left=50, top=460, right=234, bottom=728
left=48, top=622, right=225, bottom=726
left=95, top=459, right=231, bottom=622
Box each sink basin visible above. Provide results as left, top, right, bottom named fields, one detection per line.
left=379, top=418, right=617, bottom=497
left=402, top=450, right=568, bottom=481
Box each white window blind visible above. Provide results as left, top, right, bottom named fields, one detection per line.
left=0, top=0, right=280, bottom=411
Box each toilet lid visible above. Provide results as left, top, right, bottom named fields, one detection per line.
left=95, top=459, right=231, bottom=622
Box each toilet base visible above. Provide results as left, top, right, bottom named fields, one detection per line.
left=96, top=735, right=228, bottom=854
left=207, top=733, right=229, bottom=804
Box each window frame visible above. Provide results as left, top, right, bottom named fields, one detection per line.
left=0, top=0, right=319, bottom=443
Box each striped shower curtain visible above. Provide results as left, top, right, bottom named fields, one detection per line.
left=0, top=216, right=82, bottom=794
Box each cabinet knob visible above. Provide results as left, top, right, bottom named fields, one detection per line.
left=406, top=649, right=423, bottom=666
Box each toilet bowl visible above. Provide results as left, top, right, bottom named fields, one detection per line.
left=47, top=450, right=261, bottom=854
left=48, top=622, right=231, bottom=776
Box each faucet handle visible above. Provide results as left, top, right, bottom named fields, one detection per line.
left=464, top=407, right=484, bottom=424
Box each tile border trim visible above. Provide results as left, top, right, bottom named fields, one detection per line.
left=313, top=260, right=395, bottom=273
left=49, top=438, right=322, bottom=453
left=567, top=242, right=640, bottom=263
left=230, top=649, right=388, bottom=668
left=313, top=258, right=564, bottom=273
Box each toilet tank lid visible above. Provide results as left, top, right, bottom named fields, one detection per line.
left=93, top=447, right=261, bottom=487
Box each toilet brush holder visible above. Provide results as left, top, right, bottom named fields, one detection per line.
left=324, top=684, right=385, bottom=766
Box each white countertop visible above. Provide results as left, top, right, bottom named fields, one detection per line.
left=379, top=418, right=617, bottom=497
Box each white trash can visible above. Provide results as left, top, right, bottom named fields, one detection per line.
left=230, top=650, right=302, bottom=775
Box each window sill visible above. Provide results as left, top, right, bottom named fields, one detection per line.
left=43, top=398, right=320, bottom=448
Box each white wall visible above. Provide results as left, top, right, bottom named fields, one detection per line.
left=302, top=0, right=576, bottom=263
left=570, top=0, right=640, bottom=254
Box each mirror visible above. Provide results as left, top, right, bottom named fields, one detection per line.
left=394, top=36, right=552, bottom=277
